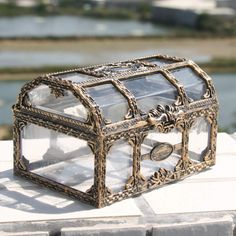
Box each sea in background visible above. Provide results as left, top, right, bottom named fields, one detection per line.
left=0, top=73, right=235, bottom=132
left=0, top=50, right=211, bottom=68
left=0, top=16, right=172, bottom=38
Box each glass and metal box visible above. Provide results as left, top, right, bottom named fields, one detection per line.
left=13, top=54, right=218, bottom=208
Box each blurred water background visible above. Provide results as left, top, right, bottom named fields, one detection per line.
left=0, top=15, right=171, bottom=38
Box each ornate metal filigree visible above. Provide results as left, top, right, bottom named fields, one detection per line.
left=147, top=104, right=181, bottom=133
left=80, top=60, right=155, bottom=77
left=49, top=85, right=66, bottom=98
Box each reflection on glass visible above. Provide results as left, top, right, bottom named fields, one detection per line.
left=170, top=67, right=206, bottom=100
left=22, top=124, right=94, bottom=192
left=28, top=85, right=87, bottom=121
left=141, top=129, right=182, bottom=178
left=58, top=72, right=96, bottom=83
left=141, top=57, right=174, bottom=66
left=86, top=83, right=129, bottom=123
left=122, top=73, right=177, bottom=113
left=106, top=139, right=132, bottom=192
left=189, top=117, right=211, bottom=162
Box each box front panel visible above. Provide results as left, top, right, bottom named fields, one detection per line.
left=104, top=108, right=217, bottom=206
left=141, top=128, right=182, bottom=179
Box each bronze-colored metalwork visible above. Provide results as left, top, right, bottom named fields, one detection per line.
left=12, top=54, right=219, bottom=208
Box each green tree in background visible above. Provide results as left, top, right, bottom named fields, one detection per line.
left=197, top=13, right=236, bottom=36
left=34, top=0, right=47, bottom=14
left=8, top=0, right=16, bottom=6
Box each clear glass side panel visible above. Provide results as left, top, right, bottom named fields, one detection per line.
left=189, top=117, right=211, bottom=162
left=122, top=73, right=178, bottom=113
left=28, top=85, right=87, bottom=122
left=141, top=129, right=182, bottom=178
left=170, top=67, right=207, bottom=101
left=22, top=124, right=94, bottom=192
left=58, top=72, right=96, bottom=83
left=106, top=139, right=133, bottom=192
left=86, top=83, right=129, bottom=123
left=140, top=57, right=175, bottom=67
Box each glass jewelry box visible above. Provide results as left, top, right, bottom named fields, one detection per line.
left=13, top=54, right=219, bottom=208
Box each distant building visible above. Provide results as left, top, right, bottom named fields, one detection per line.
left=152, top=0, right=235, bottom=27
left=15, top=0, right=37, bottom=7
left=92, top=0, right=106, bottom=5
left=217, top=0, right=236, bottom=10
left=15, top=0, right=58, bottom=7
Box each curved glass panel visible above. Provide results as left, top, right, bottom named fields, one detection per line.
left=58, top=72, right=96, bottom=83
left=141, top=57, right=175, bottom=67
left=22, top=124, right=94, bottom=192
left=141, top=129, right=182, bottom=178
left=28, top=85, right=87, bottom=122
left=122, top=73, right=178, bottom=113
left=170, top=67, right=206, bottom=101
left=189, top=117, right=211, bottom=162
left=106, top=139, right=133, bottom=192
left=86, top=83, right=129, bottom=123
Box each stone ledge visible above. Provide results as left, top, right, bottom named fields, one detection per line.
left=60, top=216, right=235, bottom=236
left=0, top=232, right=49, bottom=236
left=61, top=225, right=147, bottom=236
left=152, top=216, right=234, bottom=236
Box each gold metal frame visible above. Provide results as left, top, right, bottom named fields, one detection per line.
left=13, top=54, right=218, bottom=208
